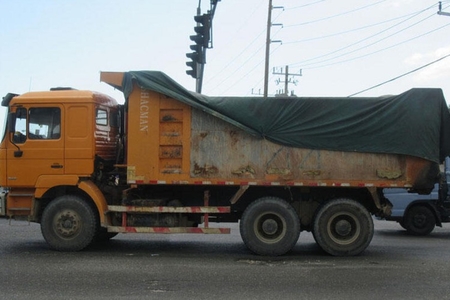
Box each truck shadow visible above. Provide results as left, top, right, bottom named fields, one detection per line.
left=375, top=228, right=450, bottom=239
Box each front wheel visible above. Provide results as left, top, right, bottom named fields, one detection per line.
left=404, top=205, right=436, bottom=236
left=313, top=198, right=374, bottom=256
left=41, top=195, right=99, bottom=251
left=240, top=197, right=300, bottom=256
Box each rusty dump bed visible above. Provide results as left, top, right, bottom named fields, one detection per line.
left=101, top=71, right=447, bottom=190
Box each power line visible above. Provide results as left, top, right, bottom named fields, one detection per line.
left=205, top=1, right=266, bottom=84
left=303, top=21, right=450, bottom=70
left=208, top=2, right=285, bottom=95
left=285, top=0, right=325, bottom=11
left=219, top=44, right=282, bottom=95
left=348, top=53, right=450, bottom=97
left=212, top=43, right=266, bottom=94
left=285, top=0, right=387, bottom=28
left=206, top=30, right=265, bottom=84
left=289, top=4, right=437, bottom=68
left=283, top=12, right=420, bottom=45
left=206, top=1, right=450, bottom=96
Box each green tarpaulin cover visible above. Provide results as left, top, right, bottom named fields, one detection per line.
left=118, top=71, right=450, bottom=163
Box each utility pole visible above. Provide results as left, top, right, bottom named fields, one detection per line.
left=438, top=1, right=450, bottom=16
left=263, top=0, right=273, bottom=98
left=273, top=65, right=302, bottom=96
left=263, top=1, right=283, bottom=97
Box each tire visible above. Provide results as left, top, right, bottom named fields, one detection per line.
left=313, top=198, right=374, bottom=256
left=41, top=195, right=99, bottom=251
left=240, top=197, right=300, bottom=256
left=404, top=205, right=436, bottom=236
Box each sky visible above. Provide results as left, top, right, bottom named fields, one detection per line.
left=1, top=0, right=450, bottom=112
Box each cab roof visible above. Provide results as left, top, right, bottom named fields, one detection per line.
left=2, top=89, right=118, bottom=107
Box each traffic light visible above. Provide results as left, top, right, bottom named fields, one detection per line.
left=187, top=42, right=203, bottom=64
left=186, top=52, right=199, bottom=78
left=192, top=13, right=211, bottom=48
left=188, top=13, right=211, bottom=64
left=186, top=13, right=211, bottom=78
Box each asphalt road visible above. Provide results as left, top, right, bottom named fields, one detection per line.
left=1, top=217, right=450, bottom=300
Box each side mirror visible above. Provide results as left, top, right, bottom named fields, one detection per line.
left=7, top=112, right=16, bottom=133
left=7, top=112, right=23, bottom=157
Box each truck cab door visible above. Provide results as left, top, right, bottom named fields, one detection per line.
left=6, top=106, right=64, bottom=187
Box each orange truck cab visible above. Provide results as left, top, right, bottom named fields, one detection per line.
left=0, top=89, right=120, bottom=226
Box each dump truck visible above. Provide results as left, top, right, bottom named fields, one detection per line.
left=1, top=71, right=450, bottom=256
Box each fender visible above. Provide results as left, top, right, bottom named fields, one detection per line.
left=78, top=180, right=109, bottom=226
left=35, top=175, right=80, bottom=198
left=35, top=175, right=109, bottom=225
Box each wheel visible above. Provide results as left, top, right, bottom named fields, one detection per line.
left=313, top=198, right=374, bottom=256
left=404, top=205, right=436, bottom=236
left=240, top=197, right=300, bottom=256
left=41, top=195, right=99, bottom=251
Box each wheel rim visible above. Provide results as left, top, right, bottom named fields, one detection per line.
left=326, top=212, right=360, bottom=245
left=54, top=209, right=81, bottom=238
left=412, top=213, right=427, bottom=228
left=253, top=213, right=287, bottom=244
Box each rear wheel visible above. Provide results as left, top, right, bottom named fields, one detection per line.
left=41, top=195, right=99, bottom=251
left=240, top=197, right=300, bottom=256
left=313, top=198, right=374, bottom=256
left=404, top=205, right=435, bottom=236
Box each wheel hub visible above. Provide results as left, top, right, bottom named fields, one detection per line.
left=261, top=219, right=278, bottom=235
left=413, top=214, right=426, bottom=228
left=254, top=212, right=287, bottom=244
left=63, top=219, right=73, bottom=229
left=327, top=212, right=361, bottom=245
left=335, top=220, right=352, bottom=236
left=56, top=211, right=80, bottom=237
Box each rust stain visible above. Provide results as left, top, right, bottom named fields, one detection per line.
left=266, top=168, right=293, bottom=181
left=231, top=165, right=256, bottom=176
left=161, top=114, right=178, bottom=122
left=229, top=130, right=239, bottom=147
left=303, top=170, right=321, bottom=177
left=377, top=169, right=402, bottom=179
left=160, top=147, right=182, bottom=158
left=193, top=163, right=219, bottom=175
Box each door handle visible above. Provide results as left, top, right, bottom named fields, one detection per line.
left=51, top=163, right=63, bottom=169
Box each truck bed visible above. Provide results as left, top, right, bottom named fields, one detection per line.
left=101, top=71, right=447, bottom=190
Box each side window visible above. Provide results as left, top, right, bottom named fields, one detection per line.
left=12, top=107, right=61, bottom=143
left=13, top=107, right=27, bottom=143
left=28, top=108, right=61, bottom=140
left=96, top=109, right=108, bottom=126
